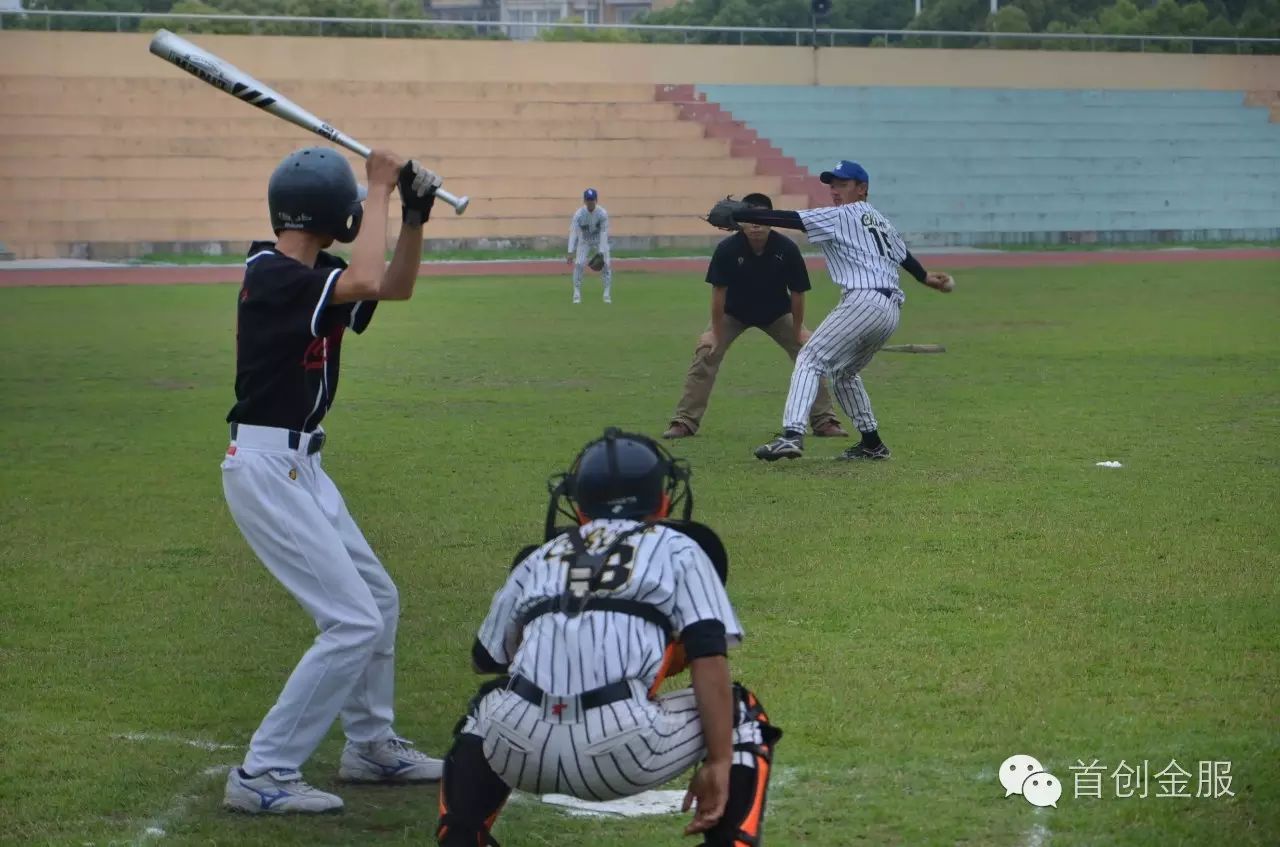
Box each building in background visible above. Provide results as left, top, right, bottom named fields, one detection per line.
left=491, top=0, right=655, bottom=38
left=424, top=0, right=501, bottom=23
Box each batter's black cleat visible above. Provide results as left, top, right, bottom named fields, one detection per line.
left=836, top=442, right=891, bottom=461
left=755, top=431, right=804, bottom=461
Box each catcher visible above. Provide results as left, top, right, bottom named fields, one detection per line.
left=436, top=428, right=782, bottom=847
left=566, top=188, right=612, bottom=304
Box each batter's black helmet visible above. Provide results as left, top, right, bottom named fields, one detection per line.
left=545, top=427, right=692, bottom=539
left=267, top=147, right=366, bottom=243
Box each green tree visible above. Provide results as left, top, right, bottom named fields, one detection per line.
left=988, top=4, right=1032, bottom=47
left=13, top=0, right=1280, bottom=46
left=537, top=15, right=642, bottom=41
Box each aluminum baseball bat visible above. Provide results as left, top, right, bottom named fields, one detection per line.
left=148, top=29, right=469, bottom=215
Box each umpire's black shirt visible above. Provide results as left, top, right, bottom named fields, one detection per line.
left=226, top=241, right=377, bottom=432
left=706, top=230, right=811, bottom=327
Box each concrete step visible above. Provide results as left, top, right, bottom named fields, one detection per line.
left=0, top=192, right=810, bottom=223
left=0, top=76, right=659, bottom=103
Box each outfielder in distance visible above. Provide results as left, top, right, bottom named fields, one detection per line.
left=435, top=428, right=782, bottom=847
left=566, top=187, right=613, bottom=304
left=705, top=160, right=954, bottom=463
left=220, top=146, right=444, bottom=814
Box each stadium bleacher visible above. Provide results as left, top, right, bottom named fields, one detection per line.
left=1, top=37, right=1277, bottom=258
left=693, top=84, right=1280, bottom=245
left=0, top=76, right=808, bottom=259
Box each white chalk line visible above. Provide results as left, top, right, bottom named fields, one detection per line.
left=117, top=732, right=239, bottom=752
left=128, top=765, right=232, bottom=845
left=1021, top=810, right=1051, bottom=847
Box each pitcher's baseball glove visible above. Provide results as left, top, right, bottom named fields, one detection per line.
left=588, top=252, right=605, bottom=272
left=705, top=196, right=748, bottom=231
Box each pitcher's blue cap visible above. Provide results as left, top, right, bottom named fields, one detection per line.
left=819, top=160, right=870, bottom=184
left=584, top=188, right=598, bottom=200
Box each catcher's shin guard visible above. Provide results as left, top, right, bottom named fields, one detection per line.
left=703, top=684, right=783, bottom=847
left=436, top=734, right=511, bottom=847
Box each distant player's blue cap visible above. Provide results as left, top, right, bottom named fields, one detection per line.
left=819, top=160, right=870, bottom=184
left=584, top=188, right=598, bottom=200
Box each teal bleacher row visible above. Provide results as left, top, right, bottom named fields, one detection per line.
left=698, top=86, right=1255, bottom=106
left=754, top=121, right=1276, bottom=141
left=696, top=85, right=1280, bottom=242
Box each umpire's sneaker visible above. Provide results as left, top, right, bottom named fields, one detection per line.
left=755, top=431, right=804, bottom=461
left=837, top=441, right=892, bottom=461
left=224, top=767, right=343, bottom=814
left=339, top=736, right=443, bottom=783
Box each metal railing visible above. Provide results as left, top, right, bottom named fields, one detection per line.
left=1, top=9, right=1278, bottom=52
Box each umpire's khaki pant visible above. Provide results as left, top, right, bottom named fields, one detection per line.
left=671, top=313, right=838, bottom=434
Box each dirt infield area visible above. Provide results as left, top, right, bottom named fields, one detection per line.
left=1, top=248, right=1277, bottom=288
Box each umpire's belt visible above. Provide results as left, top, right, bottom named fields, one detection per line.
left=509, top=674, right=633, bottom=717
left=230, top=422, right=326, bottom=455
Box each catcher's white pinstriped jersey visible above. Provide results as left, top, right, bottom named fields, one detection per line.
left=477, top=519, right=741, bottom=693
left=799, top=201, right=908, bottom=297
left=462, top=519, right=758, bottom=801
left=568, top=205, right=610, bottom=254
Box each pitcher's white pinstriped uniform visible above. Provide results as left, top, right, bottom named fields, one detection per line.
left=461, top=519, right=759, bottom=801
left=783, top=201, right=907, bottom=434
left=568, top=205, right=612, bottom=301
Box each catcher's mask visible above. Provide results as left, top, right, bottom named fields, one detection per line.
left=267, top=146, right=366, bottom=244
left=544, top=427, right=692, bottom=540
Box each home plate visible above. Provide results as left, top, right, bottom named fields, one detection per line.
left=540, top=790, right=686, bottom=818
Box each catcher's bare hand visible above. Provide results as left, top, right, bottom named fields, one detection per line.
left=682, top=760, right=730, bottom=834
left=926, top=271, right=955, bottom=293
left=705, top=196, right=747, bottom=231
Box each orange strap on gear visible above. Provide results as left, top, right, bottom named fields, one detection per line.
left=648, top=640, right=689, bottom=698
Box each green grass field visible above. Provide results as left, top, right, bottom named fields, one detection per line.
left=134, top=246, right=720, bottom=265
left=133, top=240, right=1280, bottom=265
left=2, top=261, right=1277, bottom=846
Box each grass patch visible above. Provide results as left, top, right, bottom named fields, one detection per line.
left=973, top=239, right=1280, bottom=252
left=2, top=261, right=1277, bottom=845
left=132, top=246, right=725, bottom=265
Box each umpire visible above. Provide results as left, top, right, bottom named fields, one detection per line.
left=664, top=193, right=846, bottom=439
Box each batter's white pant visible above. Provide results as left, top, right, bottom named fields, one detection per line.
left=221, top=424, right=399, bottom=774
left=461, top=682, right=763, bottom=801
left=783, top=289, right=902, bottom=434
left=572, top=241, right=612, bottom=301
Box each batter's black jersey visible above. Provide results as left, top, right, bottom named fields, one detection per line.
left=706, top=231, right=811, bottom=328
left=226, top=242, right=377, bottom=431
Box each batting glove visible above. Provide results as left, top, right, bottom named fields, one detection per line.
left=398, top=160, right=442, bottom=226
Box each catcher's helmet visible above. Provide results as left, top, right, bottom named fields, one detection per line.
left=267, top=147, right=366, bottom=243
left=545, top=427, right=692, bottom=539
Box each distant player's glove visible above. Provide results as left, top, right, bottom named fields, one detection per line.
left=705, top=196, right=747, bottom=231
left=398, top=160, right=441, bottom=226
left=588, top=252, right=605, bottom=272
